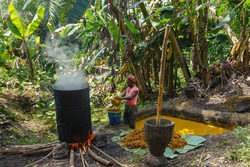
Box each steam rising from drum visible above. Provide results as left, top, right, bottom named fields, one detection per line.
left=45, top=39, right=87, bottom=90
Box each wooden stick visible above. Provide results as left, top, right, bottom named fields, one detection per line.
left=79, top=148, right=88, bottom=167
left=87, top=147, right=113, bottom=166
left=69, top=149, right=75, bottom=167
left=0, top=150, right=24, bottom=155
left=23, top=147, right=53, bottom=156
left=0, top=144, right=57, bottom=155
left=156, top=24, right=171, bottom=126
left=96, top=162, right=101, bottom=167
left=0, top=143, right=57, bottom=155
left=24, top=149, right=54, bottom=167
left=92, top=144, right=129, bottom=167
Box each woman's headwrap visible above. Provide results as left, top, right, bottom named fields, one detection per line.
left=127, top=75, right=136, bottom=82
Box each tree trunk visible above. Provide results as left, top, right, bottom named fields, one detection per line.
left=128, top=58, right=148, bottom=98
left=169, top=31, right=191, bottom=83
left=136, top=0, right=153, bottom=30
left=152, top=51, right=159, bottom=87
left=167, top=49, right=174, bottom=96
left=243, top=40, right=249, bottom=74
left=165, top=45, right=173, bottom=94
left=241, top=8, right=249, bottom=74
left=201, top=38, right=208, bottom=67
left=200, top=0, right=208, bottom=67
left=144, top=53, right=152, bottom=90
left=193, top=15, right=202, bottom=69
left=22, top=40, right=34, bottom=80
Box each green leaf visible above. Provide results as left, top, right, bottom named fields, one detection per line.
left=243, top=0, right=250, bottom=8
left=124, top=18, right=139, bottom=35
left=109, top=19, right=119, bottom=44
left=124, top=18, right=142, bottom=42
left=196, top=2, right=217, bottom=11
left=40, top=44, right=46, bottom=48
left=91, top=117, right=98, bottom=122
left=96, top=11, right=107, bottom=26
left=130, top=0, right=146, bottom=9
left=175, top=145, right=201, bottom=154
left=8, top=3, right=26, bottom=38
left=95, top=0, right=101, bottom=12
left=85, top=8, right=95, bottom=22
left=0, top=51, right=11, bottom=61
left=217, top=2, right=229, bottom=16
left=7, top=20, right=22, bottom=39
left=164, top=148, right=178, bottom=159
left=137, top=42, right=147, bottom=48
left=119, top=130, right=131, bottom=137
left=212, top=9, right=234, bottom=30
left=111, top=136, right=123, bottom=146
left=26, top=6, right=45, bottom=37
left=66, top=0, right=91, bottom=23
left=0, top=20, right=4, bottom=27
left=111, top=136, right=119, bottom=142
left=36, top=36, right=40, bottom=46
left=182, top=135, right=206, bottom=145
left=157, top=18, right=171, bottom=28
left=143, top=6, right=173, bottom=23
left=55, top=23, right=82, bottom=37
left=3, top=30, right=12, bottom=37
left=87, top=48, right=105, bottom=67
left=133, top=148, right=148, bottom=156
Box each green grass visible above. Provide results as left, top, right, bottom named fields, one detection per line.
left=229, top=125, right=250, bottom=163
left=3, top=133, right=57, bottom=145
left=128, top=155, right=144, bottom=163
left=216, top=141, right=229, bottom=147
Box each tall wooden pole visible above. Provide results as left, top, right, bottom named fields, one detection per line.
left=156, top=24, right=170, bottom=126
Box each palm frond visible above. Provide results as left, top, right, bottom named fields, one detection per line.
left=39, top=0, right=61, bottom=27
left=59, top=0, right=74, bottom=25
left=65, top=0, right=91, bottom=23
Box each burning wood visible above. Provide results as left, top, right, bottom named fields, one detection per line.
left=79, top=147, right=89, bottom=167
left=68, top=132, right=96, bottom=152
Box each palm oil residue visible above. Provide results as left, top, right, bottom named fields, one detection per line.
left=120, top=128, right=187, bottom=150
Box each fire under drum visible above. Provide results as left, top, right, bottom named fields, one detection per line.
left=53, top=86, right=92, bottom=143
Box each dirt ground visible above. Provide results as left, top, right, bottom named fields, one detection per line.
left=0, top=74, right=249, bottom=167
left=0, top=122, right=248, bottom=167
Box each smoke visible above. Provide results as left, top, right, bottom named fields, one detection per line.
left=45, top=39, right=88, bottom=90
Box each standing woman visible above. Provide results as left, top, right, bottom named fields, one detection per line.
left=117, top=75, right=139, bottom=129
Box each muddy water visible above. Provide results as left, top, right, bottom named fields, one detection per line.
left=135, top=115, right=231, bottom=135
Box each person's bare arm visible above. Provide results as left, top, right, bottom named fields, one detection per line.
left=121, top=90, right=126, bottom=97
left=121, top=90, right=138, bottom=100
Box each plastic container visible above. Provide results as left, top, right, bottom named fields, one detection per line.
left=107, top=109, right=121, bottom=125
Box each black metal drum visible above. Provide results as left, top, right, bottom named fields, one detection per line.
left=53, top=86, right=92, bottom=143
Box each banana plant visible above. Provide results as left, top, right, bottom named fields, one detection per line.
left=0, top=23, right=12, bottom=70
left=7, top=2, right=45, bottom=79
